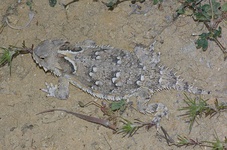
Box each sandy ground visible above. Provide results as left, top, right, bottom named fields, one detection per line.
left=0, top=0, right=226, bottom=149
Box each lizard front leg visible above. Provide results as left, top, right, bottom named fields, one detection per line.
left=41, top=76, right=69, bottom=100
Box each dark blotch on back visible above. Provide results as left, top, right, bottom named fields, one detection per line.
left=59, top=42, right=83, bottom=52
left=183, top=82, right=189, bottom=91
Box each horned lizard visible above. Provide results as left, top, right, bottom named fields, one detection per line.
left=32, top=39, right=210, bottom=125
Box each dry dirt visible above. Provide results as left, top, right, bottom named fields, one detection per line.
left=0, top=0, right=226, bottom=149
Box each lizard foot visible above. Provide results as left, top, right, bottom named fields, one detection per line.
left=41, top=82, right=58, bottom=97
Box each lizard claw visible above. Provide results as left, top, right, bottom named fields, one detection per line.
left=41, top=82, right=58, bottom=97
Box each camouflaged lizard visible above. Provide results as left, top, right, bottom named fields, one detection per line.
left=32, top=39, right=210, bottom=125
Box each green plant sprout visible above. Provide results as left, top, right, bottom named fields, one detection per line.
left=175, top=134, right=227, bottom=149
left=0, top=48, right=13, bottom=73
left=0, top=46, right=20, bottom=76
left=203, top=131, right=227, bottom=150
left=176, top=135, right=202, bottom=147
left=0, top=41, right=32, bottom=75
left=117, top=118, right=143, bottom=137
left=159, top=127, right=227, bottom=149
left=179, top=94, right=227, bottom=133
left=177, top=0, right=227, bottom=60
left=178, top=94, right=209, bottom=133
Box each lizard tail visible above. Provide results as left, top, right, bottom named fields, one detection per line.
left=158, top=66, right=210, bottom=95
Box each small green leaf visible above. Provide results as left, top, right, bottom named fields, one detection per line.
left=212, top=27, right=222, bottom=39
left=49, top=0, right=57, bottom=7
left=179, top=94, right=209, bottom=132
left=196, top=38, right=208, bottom=51
left=177, top=7, right=185, bottom=14
left=26, top=0, right=33, bottom=10
left=104, top=1, right=115, bottom=7
left=211, top=0, right=221, bottom=17
left=153, top=0, right=159, bottom=5
left=194, top=11, right=210, bottom=21
left=201, top=4, right=211, bottom=12
left=221, top=3, right=227, bottom=12
left=196, top=34, right=209, bottom=51
left=109, top=99, right=126, bottom=111
left=102, top=0, right=119, bottom=9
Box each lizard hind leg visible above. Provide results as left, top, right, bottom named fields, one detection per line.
left=137, top=99, right=168, bottom=127
left=136, top=88, right=169, bottom=127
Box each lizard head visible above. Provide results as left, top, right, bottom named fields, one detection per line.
left=33, top=39, right=66, bottom=76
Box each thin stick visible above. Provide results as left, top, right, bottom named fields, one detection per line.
left=37, top=109, right=117, bottom=131
left=5, top=11, right=34, bottom=30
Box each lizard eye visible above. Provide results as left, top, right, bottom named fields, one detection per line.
left=39, top=54, right=48, bottom=59
left=60, top=46, right=83, bottom=52
left=72, top=47, right=83, bottom=52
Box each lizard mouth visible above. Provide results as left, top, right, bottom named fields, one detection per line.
left=32, top=53, right=61, bottom=76
left=32, top=53, right=47, bottom=70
